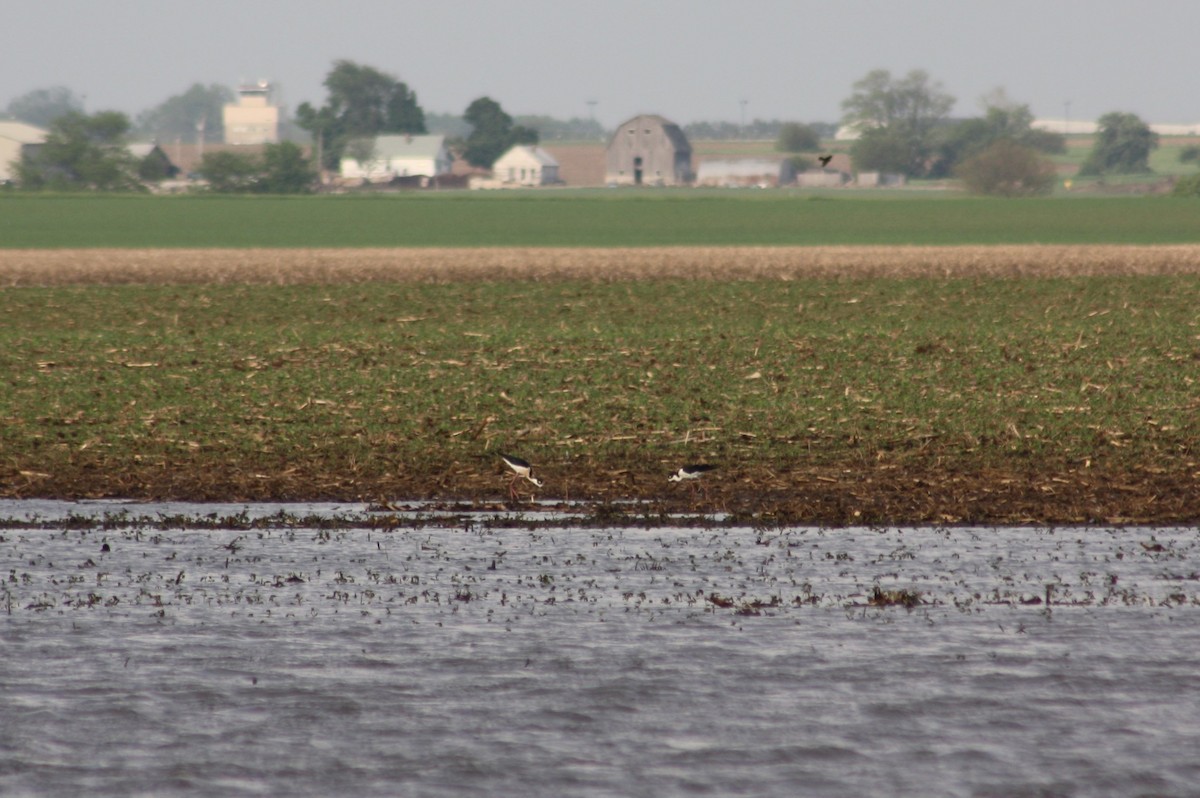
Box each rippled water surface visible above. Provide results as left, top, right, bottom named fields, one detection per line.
left=3, top=501, right=1199, bottom=797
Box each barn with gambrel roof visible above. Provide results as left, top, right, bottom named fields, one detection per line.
left=605, top=114, right=693, bottom=186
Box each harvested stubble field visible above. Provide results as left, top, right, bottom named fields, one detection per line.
left=3, top=245, right=1200, bottom=525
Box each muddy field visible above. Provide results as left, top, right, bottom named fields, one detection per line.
left=4, top=245, right=1200, bottom=525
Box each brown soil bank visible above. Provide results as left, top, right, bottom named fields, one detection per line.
left=10, top=458, right=1195, bottom=527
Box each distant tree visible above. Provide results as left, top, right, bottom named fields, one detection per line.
left=785, top=154, right=813, bottom=172
left=296, top=60, right=426, bottom=170
left=135, top=83, right=232, bottom=144
left=932, top=90, right=1065, bottom=177
left=682, top=119, right=838, bottom=140
left=323, top=60, right=426, bottom=134
left=1172, top=173, right=1200, bottom=197
left=5, top=86, right=85, bottom=128
left=343, top=137, right=379, bottom=176
left=1078, top=112, right=1158, bottom=175
left=259, top=141, right=315, bottom=193
left=776, top=122, right=820, bottom=153
left=198, top=150, right=260, bottom=193
left=424, top=112, right=474, bottom=138
left=294, top=103, right=338, bottom=171
left=841, top=69, right=955, bottom=177
left=136, top=148, right=179, bottom=182
left=513, top=115, right=606, bottom=141
left=956, top=139, right=1056, bottom=196
left=848, top=128, right=912, bottom=174
left=199, top=143, right=315, bottom=193
left=16, top=110, right=141, bottom=191
left=462, top=97, right=538, bottom=168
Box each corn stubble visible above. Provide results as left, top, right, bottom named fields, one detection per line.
left=4, top=244, right=1200, bottom=286
left=2, top=246, right=1199, bottom=525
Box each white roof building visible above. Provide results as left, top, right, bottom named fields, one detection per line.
left=1033, top=118, right=1200, bottom=136
left=339, top=134, right=453, bottom=183
left=0, top=121, right=48, bottom=182
left=492, top=145, right=560, bottom=186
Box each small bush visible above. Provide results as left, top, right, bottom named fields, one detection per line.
left=1171, top=173, right=1200, bottom=197
left=956, top=139, right=1055, bottom=197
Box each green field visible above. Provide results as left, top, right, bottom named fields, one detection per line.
left=3, top=275, right=1199, bottom=520
left=3, top=193, right=1200, bottom=248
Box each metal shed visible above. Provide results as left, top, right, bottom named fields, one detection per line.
left=695, top=158, right=796, bottom=188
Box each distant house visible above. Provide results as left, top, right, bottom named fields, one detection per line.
left=605, top=114, right=693, bottom=186
left=695, top=158, right=796, bottom=188
left=339, top=134, right=453, bottom=185
left=223, top=81, right=280, bottom=145
left=0, top=120, right=48, bottom=183
left=492, top=145, right=560, bottom=186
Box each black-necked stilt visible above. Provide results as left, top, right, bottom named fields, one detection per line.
left=500, top=453, right=543, bottom=501
left=669, top=464, right=717, bottom=498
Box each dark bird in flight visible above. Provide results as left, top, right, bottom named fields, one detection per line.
left=818, top=155, right=833, bottom=168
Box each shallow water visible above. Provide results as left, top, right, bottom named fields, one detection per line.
left=2, top=502, right=1199, bottom=797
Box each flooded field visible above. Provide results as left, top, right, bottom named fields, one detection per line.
left=3, top=501, right=1199, bottom=797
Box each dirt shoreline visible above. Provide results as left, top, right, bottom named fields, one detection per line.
left=7, top=462, right=1195, bottom=526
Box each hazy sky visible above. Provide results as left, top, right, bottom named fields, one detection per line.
left=5, top=0, right=1199, bottom=128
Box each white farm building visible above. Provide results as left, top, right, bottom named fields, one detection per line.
left=339, top=134, right=453, bottom=185
left=0, top=121, right=47, bottom=183
left=492, top=145, right=560, bottom=186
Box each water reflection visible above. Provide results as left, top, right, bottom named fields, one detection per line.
left=2, top=501, right=1198, bottom=797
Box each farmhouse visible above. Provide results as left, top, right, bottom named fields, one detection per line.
left=0, top=120, right=47, bottom=183
left=695, top=158, right=795, bottom=188
left=492, top=145, right=560, bottom=186
left=605, top=114, right=693, bottom=186
left=339, top=134, right=453, bottom=185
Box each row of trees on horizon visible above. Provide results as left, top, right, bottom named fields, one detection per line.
left=4, top=61, right=1190, bottom=196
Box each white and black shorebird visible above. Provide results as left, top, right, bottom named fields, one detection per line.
left=668, top=463, right=717, bottom=498
left=500, top=453, right=543, bottom=501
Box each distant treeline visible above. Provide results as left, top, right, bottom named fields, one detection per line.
left=425, top=113, right=838, bottom=142
left=683, top=119, right=839, bottom=141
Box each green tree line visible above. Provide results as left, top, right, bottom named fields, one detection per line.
left=4, top=62, right=1176, bottom=195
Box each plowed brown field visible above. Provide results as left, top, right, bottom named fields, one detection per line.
left=5, top=244, right=1200, bottom=286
